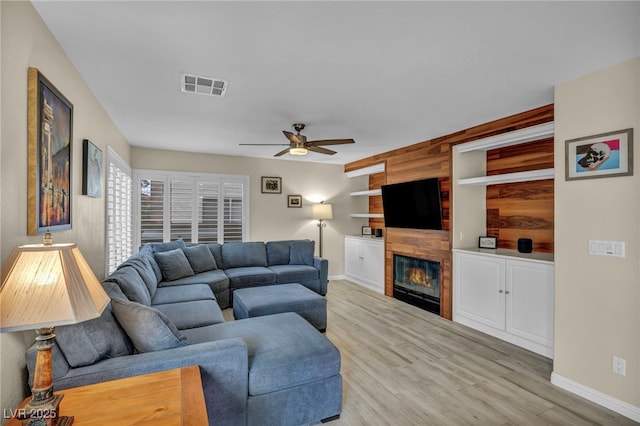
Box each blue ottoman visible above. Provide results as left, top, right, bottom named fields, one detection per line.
left=233, top=284, right=327, bottom=331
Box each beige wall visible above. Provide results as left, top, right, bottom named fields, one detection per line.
left=131, top=147, right=368, bottom=277
left=0, top=1, right=130, bottom=418
left=554, top=57, right=640, bottom=411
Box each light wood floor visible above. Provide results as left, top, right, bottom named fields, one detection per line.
left=322, top=279, right=636, bottom=426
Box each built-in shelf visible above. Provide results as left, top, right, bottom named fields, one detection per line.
left=455, top=122, right=555, bottom=153
left=458, top=168, right=555, bottom=186
left=350, top=189, right=382, bottom=197
left=345, top=163, right=385, bottom=178
left=350, top=213, right=384, bottom=218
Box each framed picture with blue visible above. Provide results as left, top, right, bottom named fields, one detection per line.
left=565, top=128, right=633, bottom=181
left=82, top=139, right=103, bottom=197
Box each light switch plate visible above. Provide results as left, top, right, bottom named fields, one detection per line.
left=588, top=240, right=625, bottom=258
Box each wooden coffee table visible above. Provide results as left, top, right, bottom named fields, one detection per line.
left=6, top=365, right=207, bottom=425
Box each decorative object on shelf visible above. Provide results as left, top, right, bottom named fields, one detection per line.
left=478, top=236, right=497, bottom=249
left=261, top=176, right=282, bottom=193
left=27, top=68, right=74, bottom=235
left=361, top=226, right=372, bottom=235
left=0, top=232, right=110, bottom=426
left=287, top=194, right=302, bottom=208
left=565, top=128, right=633, bottom=181
left=518, top=238, right=533, bottom=253
left=311, top=201, right=333, bottom=257
left=82, top=139, right=103, bottom=198
left=374, top=228, right=383, bottom=238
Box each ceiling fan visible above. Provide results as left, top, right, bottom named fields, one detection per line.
left=240, top=123, right=355, bottom=157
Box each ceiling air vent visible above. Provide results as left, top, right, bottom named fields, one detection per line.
left=181, top=74, right=228, bottom=97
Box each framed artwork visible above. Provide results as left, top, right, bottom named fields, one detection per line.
left=565, top=128, right=633, bottom=181
left=478, top=236, right=497, bottom=249
left=27, top=68, right=73, bottom=235
left=261, top=176, right=282, bottom=193
left=287, top=194, right=302, bottom=208
left=82, top=139, right=103, bottom=197
left=362, top=226, right=372, bottom=235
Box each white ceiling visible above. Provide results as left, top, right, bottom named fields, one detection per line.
left=32, top=1, right=640, bottom=165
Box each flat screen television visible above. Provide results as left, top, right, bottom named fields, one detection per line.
left=381, top=178, right=443, bottom=230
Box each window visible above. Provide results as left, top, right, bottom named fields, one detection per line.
left=105, top=148, right=132, bottom=275
left=133, top=170, right=249, bottom=248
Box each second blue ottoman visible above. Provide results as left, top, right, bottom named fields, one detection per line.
left=233, top=284, right=327, bottom=331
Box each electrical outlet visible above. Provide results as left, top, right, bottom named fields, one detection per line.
left=613, top=356, right=626, bottom=376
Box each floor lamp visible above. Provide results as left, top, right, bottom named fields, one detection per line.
left=311, top=201, right=333, bottom=258
left=0, top=234, right=110, bottom=426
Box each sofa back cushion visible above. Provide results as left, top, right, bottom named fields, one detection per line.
left=266, top=240, right=292, bottom=266
left=222, top=242, right=267, bottom=269
left=117, top=251, right=159, bottom=297
left=154, top=248, right=195, bottom=281
left=206, top=243, right=223, bottom=268
left=105, top=266, right=152, bottom=306
left=289, top=240, right=315, bottom=266
left=111, top=298, right=188, bottom=353
left=54, top=304, right=133, bottom=367
left=183, top=244, right=217, bottom=273
left=139, top=244, right=162, bottom=282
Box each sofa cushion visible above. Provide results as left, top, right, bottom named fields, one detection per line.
left=195, top=313, right=341, bottom=396
left=139, top=244, right=163, bottom=282
left=290, top=240, right=315, bottom=266
left=222, top=242, right=267, bottom=269
left=148, top=238, right=186, bottom=253
left=54, top=305, right=133, bottom=367
left=154, top=248, right=195, bottom=281
left=110, top=298, right=188, bottom=353
left=183, top=244, right=217, bottom=273
left=154, top=299, right=225, bottom=329
left=268, top=264, right=319, bottom=284
left=151, top=284, right=215, bottom=305
left=205, top=243, right=224, bottom=269
left=117, top=251, right=159, bottom=297
left=105, top=266, right=152, bottom=306
left=266, top=240, right=292, bottom=266
left=225, top=266, right=276, bottom=289
left=158, top=269, right=230, bottom=295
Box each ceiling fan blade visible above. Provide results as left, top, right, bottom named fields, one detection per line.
left=274, top=148, right=291, bottom=157
left=239, top=143, right=290, bottom=146
left=283, top=131, right=303, bottom=145
left=308, top=146, right=337, bottom=155
left=307, top=139, right=355, bottom=146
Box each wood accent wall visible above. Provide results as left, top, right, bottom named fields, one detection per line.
left=486, top=138, right=555, bottom=253
left=368, top=172, right=385, bottom=231
left=345, top=104, right=554, bottom=320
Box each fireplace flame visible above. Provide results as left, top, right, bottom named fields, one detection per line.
left=407, top=268, right=432, bottom=288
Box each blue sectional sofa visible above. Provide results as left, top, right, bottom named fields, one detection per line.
left=26, top=239, right=341, bottom=426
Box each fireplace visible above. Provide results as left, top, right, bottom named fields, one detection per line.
left=393, top=254, right=440, bottom=314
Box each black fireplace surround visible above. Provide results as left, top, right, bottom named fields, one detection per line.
left=393, top=254, right=441, bottom=315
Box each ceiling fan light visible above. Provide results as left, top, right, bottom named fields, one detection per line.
left=289, top=147, right=308, bottom=156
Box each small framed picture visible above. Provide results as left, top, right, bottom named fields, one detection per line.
left=261, top=176, right=282, bottom=193
left=565, top=128, right=633, bottom=181
left=287, top=194, right=302, bottom=208
left=82, top=139, right=103, bottom=197
left=478, top=236, right=497, bottom=249
left=362, top=226, right=372, bottom=235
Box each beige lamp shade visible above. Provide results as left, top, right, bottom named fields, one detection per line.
left=311, top=203, right=333, bottom=220
left=0, top=243, right=109, bottom=332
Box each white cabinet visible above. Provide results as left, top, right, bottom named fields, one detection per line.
left=344, top=236, right=385, bottom=294
left=453, top=249, right=554, bottom=358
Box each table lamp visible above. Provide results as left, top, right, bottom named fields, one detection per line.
left=311, top=201, right=333, bottom=258
left=0, top=233, right=109, bottom=426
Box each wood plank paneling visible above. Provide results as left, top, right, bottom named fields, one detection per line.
left=368, top=172, right=385, bottom=232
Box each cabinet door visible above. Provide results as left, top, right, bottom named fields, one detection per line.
left=344, top=238, right=363, bottom=279
left=506, top=260, right=554, bottom=347
left=454, top=252, right=505, bottom=329
left=361, top=240, right=384, bottom=288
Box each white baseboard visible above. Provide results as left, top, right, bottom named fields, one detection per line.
left=551, top=372, right=640, bottom=422
left=328, top=275, right=345, bottom=281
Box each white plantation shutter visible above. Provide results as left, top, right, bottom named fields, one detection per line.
left=106, top=148, right=132, bottom=275
left=133, top=171, right=248, bottom=247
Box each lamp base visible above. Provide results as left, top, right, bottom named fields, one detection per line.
left=17, top=394, right=73, bottom=426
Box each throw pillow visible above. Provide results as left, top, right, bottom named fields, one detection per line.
left=183, top=244, right=217, bottom=273
left=149, top=238, right=186, bottom=253
left=154, top=248, right=195, bottom=281
left=290, top=240, right=315, bottom=266
left=55, top=306, right=133, bottom=367
left=111, top=298, right=188, bottom=353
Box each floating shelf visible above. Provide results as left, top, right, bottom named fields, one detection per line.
left=455, top=122, right=555, bottom=153
left=458, top=168, right=555, bottom=186
left=345, top=163, right=385, bottom=178
left=350, top=213, right=385, bottom=218
left=350, top=189, right=382, bottom=197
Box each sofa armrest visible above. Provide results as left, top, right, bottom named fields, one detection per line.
left=51, top=338, right=248, bottom=426
left=314, top=256, right=329, bottom=294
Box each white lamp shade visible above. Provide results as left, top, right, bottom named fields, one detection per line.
left=289, top=147, right=308, bottom=156
left=311, top=203, right=333, bottom=220
left=0, top=243, right=109, bottom=332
